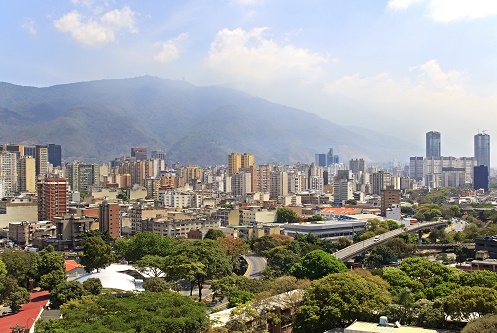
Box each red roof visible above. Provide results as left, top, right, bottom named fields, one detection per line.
left=0, top=290, right=49, bottom=332
left=65, top=260, right=81, bottom=272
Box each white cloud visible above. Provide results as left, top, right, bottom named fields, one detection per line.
left=387, top=0, right=497, bottom=22
left=53, top=6, right=137, bottom=46
left=22, top=17, right=36, bottom=35
left=153, top=33, right=188, bottom=63
left=207, top=27, right=328, bottom=82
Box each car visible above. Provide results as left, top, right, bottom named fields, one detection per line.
left=373, top=236, right=380, bottom=242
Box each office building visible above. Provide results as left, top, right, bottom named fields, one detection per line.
left=37, top=177, right=69, bottom=222
left=474, top=132, right=490, bottom=170
left=67, top=162, right=100, bottom=192
left=381, top=185, right=401, bottom=216
left=315, top=154, right=327, bottom=167
left=0, top=152, right=17, bottom=196
left=426, top=131, right=441, bottom=158
left=99, top=202, right=121, bottom=239
left=349, top=158, right=366, bottom=174
left=35, top=145, right=49, bottom=176
left=17, top=156, right=36, bottom=193
left=131, top=147, right=147, bottom=161
left=24, top=146, right=36, bottom=158
left=409, top=157, right=424, bottom=181
left=371, top=171, right=391, bottom=195
left=474, top=165, right=489, bottom=192
left=0, top=144, right=24, bottom=158
left=327, top=148, right=339, bottom=165
left=48, top=143, right=62, bottom=167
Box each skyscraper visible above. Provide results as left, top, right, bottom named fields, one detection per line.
left=35, top=145, right=48, bottom=176
left=131, top=147, right=147, bottom=161
left=99, top=202, right=121, bottom=239
left=474, top=131, right=490, bottom=170
left=48, top=144, right=62, bottom=167
left=426, top=131, right=441, bottom=158
left=37, top=176, right=68, bottom=221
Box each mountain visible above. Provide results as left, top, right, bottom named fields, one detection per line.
left=0, top=76, right=419, bottom=165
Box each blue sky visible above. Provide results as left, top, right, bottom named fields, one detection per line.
left=2, top=0, right=497, bottom=163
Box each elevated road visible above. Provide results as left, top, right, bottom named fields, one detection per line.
left=333, top=220, right=448, bottom=261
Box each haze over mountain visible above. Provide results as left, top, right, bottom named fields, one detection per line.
left=0, top=76, right=419, bottom=166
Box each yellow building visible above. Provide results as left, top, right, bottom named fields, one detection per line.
left=228, top=152, right=254, bottom=176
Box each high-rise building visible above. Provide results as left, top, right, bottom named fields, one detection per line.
left=48, top=144, right=62, bottom=167
left=0, top=152, right=17, bottom=195
left=474, top=132, right=490, bottom=170
left=17, top=156, right=36, bottom=193
left=99, top=202, right=121, bottom=239
left=131, top=147, right=147, bottom=161
left=24, top=146, right=36, bottom=158
left=270, top=171, right=289, bottom=198
left=409, top=157, right=424, bottom=181
left=381, top=185, right=401, bottom=216
left=349, top=158, right=366, bottom=174
left=474, top=165, right=489, bottom=192
left=315, top=154, right=327, bottom=167
left=426, top=131, right=441, bottom=158
left=67, top=163, right=100, bottom=192
left=35, top=145, right=49, bottom=176
left=37, top=177, right=68, bottom=221
left=327, top=148, right=339, bottom=165
left=228, top=153, right=242, bottom=176
left=0, top=144, right=24, bottom=158
left=371, top=171, right=391, bottom=195
left=241, top=153, right=255, bottom=169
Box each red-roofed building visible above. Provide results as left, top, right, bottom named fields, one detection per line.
left=0, top=291, right=49, bottom=333
left=319, top=207, right=362, bottom=219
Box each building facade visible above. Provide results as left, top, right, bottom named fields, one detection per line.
left=426, top=131, right=441, bottom=158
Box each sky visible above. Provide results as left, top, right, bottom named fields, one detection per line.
left=2, top=0, right=497, bottom=164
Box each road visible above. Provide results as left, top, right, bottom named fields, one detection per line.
left=243, top=254, right=267, bottom=279
left=333, top=220, right=448, bottom=261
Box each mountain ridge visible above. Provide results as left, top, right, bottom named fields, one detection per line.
left=0, top=76, right=419, bottom=165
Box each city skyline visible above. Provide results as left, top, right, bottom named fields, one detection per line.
left=2, top=1, right=497, bottom=162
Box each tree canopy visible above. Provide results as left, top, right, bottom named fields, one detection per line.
left=290, top=249, right=348, bottom=280
left=276, top=207, right=300, bottom=223
left=293, top=272, right=391, bottom=331
left=79, top=236, right=114, bottom=273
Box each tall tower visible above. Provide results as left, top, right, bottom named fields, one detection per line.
left=131, top=147, right=147, bottom=161
left=99, top=201, right=121, bottom=239
left=37, top=177, right=68, bottom=221
left=426, top=131, right=441, bottom=158
left=228, top=153, right=242, bottom=176
left=17, top=156, right=36, bottom=193
left=35, top=145, right=49, bottom=176
left=241, top=153, right=255, bottom=169
left=474, top=131, right=490, bottom=170
left=0, top=152, right=18, bottom=195
left=48, top=144, right=62, bottom=167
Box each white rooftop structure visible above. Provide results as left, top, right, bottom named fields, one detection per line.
left=75, top=264, right=148, bottom=291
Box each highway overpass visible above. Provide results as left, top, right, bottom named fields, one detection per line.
left=333, top=220, right=449, bottom=261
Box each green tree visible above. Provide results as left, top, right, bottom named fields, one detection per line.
left=460, top=270, right=497, bottom=288
left=335, top=237, right=352, bottom=250
left=445, top=286, right=497, bottom=321
left=228, top=289, right=255, bottom=308
left=401, top=206, right=415, bottom=215
left=204, top=228, right=225, bottom=240
left=133, top=255, right=167, bottom=277
left=293, top=272, right=391, bottom=331
left=143, top=277, right=170, bottom=292
left=82, top=278, right=102, bottom=295
left=115, top=232, right=177, bottom=262
left=290, top=249, right=348, bottom=280
left=79, top=236, right=114, bottom=273
left=217, top=237, right=250, bottom=272
left=49, top=281, right=87, bottom=309
left=37, top=291, right=209, bottom=333
left=276, top=207, right=300, bottom=223
left=264, top=247, right=300, bottom=278
left=0, top=257, right=6, bottom=277
left=357, top=231, right=376, bottom=241
left=399, top=257, right=458, bottom=289
left=116, top=191, right=128, bottom=201
left=450, top=205, right=462, bottom=217
left=37, top=246, right=66, bottom=291
left=345, top=199, right=358, bottom=205
left=170, top=240, right=232, bottom=301
left=307, top=215, right=325, bottom=222
left=7, top=288, right=30, bottom=313
left=384, top=237, right=416, bottom=258
left=462, top=314, right=497, bottom=333
left=1, top=250, right=37, bottom=288
left=380, top=267, right=425, bottom=297
left=414, top=204, right=442, bottom=221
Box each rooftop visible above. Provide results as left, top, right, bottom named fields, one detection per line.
left=0, top=291, right=49, bottom=333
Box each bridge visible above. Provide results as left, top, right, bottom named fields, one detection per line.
left=333, top=220, right=449, bottom=261
left=416, top=243, right=475, bottom=250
